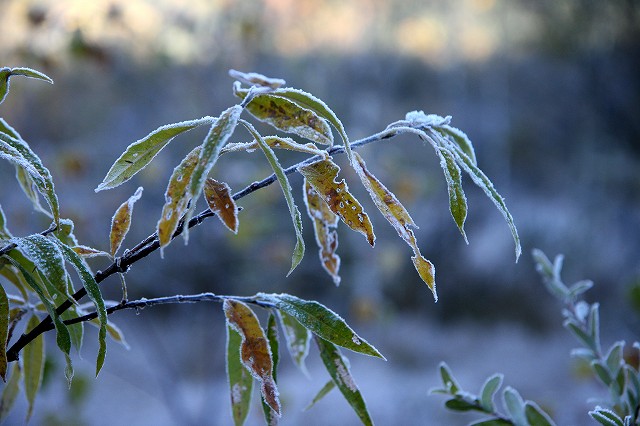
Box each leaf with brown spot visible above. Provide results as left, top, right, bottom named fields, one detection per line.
left=223, top=299, right=280, bottom=416
left=299, top=158, right=375, bottom=246
left=204, top=178, right=238, bottom=233
left=109, top=187, right=143, bottom=256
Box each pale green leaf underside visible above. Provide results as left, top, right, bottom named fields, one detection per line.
left=226, top=325, right=253, bottom=426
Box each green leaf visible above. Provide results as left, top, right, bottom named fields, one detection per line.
left=314, top=336, right=373, bottom=426
left=438, top=362, right=461, bottom=394
left=470, top=419, right=513, bottom=426
left=0, top=66, right=53, bottom=105
left=0, top=261, right=30, bottom=308
left=226, top=325, right=253, bottom=426
left=524, top=401, right=557, bottom=426
left=277, top=310, right=311, bottom=374
left=564, top=319, right=595, bottom=350
left=605, top=341, right=624, bottom=376
left=589, top=407, right=624, bottom=426
left=436, top=124, right=477, bottom=165
left=0, top=204, right=11, bottom=240
left=56, top=242, right=107, bottom=377
left=110, top=186, right=143, bottom=256
left=502, top=387, right=527, bottom=426
left=304, top=380, right=336, bottom=411
left=592, top=360, right=612, bottom=386
left=588, top=303, right=602, bottom=353
left=61, top=307, right=84, bottom=353
left=23, top=315, right=45, bottom=422
left=480, top=373, right=503, bottom=412
left=261, top=313, right=279, bottom=425
left=0, top=284, right=8, bottom=381
left=258, top=293, right=385, bottom=359
left=0, top=363, right=21, bottom=422
left=436, top=147, right=468, bottom=242
left=15, top=165, right=51, bottom=217
left=0, top=118, right=22, bottom=140
left=95, top=116, right=215, bottom=191
left=242, top=120, right=304, bottom=275
left=444, top=398, right=483, bottom=412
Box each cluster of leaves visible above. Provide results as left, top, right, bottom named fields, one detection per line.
left=432, top=250, right=640, bottom=426
left=0, top=67, right=520, bottom=424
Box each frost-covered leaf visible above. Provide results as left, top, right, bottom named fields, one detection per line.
left=110, top=186, right=143, bottom=256
left=242, top=120, right=304, bottom=275
left=261, top=313, right=279, bottom=425
left=589, top=407, right=624, bottom=426
left=229, top=69, right=286, bottom=89
left=502, top=387, right=527, bottom=426
left=568, top=280, right=594, bottom=300
left=588, top=303, right=601, bottom=351
left=436, top=124, right=477, bottom=165
left=0, top=284, right=8, bottom=381
left=525, top=401, right=557, bottom=426
left=157, top=146, right=201, bottom=251
left=204, top=178, right=239, bottom=233
left=479, top=373, right=503, bottom=412
left=605, top=341, right=624, bottom=375
left=23, top=314, right=44, bottom=422
left=303, top=180, right=341, bottom=285
left=314, top=336, right=373, bottom=426
left=352, top=152, right=436, bottom=299
left=235, top=85, right=333, bottom=145
left=222, top=136, right=328, bottom=158
left=0, top=205, right=11, bottom=240
left=438, top=362, right=461, bottom=394
left=277, top=310, right=311, bottom=374
left=436, top=148, right=468, bottom=241
left=0, top=363, right=21, bottom=422
left=15, top=165, right=51, bottom=217
left=299, top=158, right=375, bottom=246
left=223, top=299, right=280, bottom=416
left=0, top=118, right=21, bottom=140
left=95, top=116, right=215, bottom=191
left=71, top=245, right=111, bottom=258
left=226, top=325, right=253, bottom=426
left=304, top=380, right=336, bottom=411
left=0, top=66, right=53, bottom=105
left=258, top=293, right=384, bottom=359
left=592, top=361, right=612, bottom=386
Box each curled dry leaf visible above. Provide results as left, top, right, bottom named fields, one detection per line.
left=299, top=158, right=375, bottom=247
left=203, top=178, right=238, bottom=233
left=223, top=299, right=281, bottom=416
left=352, top=152, right=436, bottom=300
left=109, top=187, right=143, bottom=256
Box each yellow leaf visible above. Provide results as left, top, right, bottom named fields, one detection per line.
left=109, top=186, right=143, bottom=256
left=203, top=178, right=238, bottom=233
left=299, top=158, right=375, bottom=246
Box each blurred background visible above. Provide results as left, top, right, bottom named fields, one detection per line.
left=1, top=0, right=639, bottom=424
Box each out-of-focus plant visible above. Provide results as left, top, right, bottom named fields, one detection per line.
left=0, top=67, right=519, bottom=424
left=432, top=250, right=640, bottom=426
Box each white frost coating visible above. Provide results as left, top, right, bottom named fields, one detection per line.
left=231, top=383, right=247, bottom=404
left=335, top=359, right=357, bottom=392
left=352, top=335, right=361, bottom=345
left=405, top=111, right=452, bottom=127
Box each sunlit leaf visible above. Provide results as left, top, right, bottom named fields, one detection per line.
left=304, top=380, right=336, bottom=411
left=223, top=299, right=280, bottom=416
left=299, top=158, right=375, bottom=246
left=258, top=293, right=384, bottom=359
left=0, top=66, right=53, bottom=105
left=242, top=120, right=304, bottom=275
left=95, top=116, right=215, bottom=192
left=204, top=178, right=239, bottom=233
left=235, top=85, right=333, bottom=145
left=110, top=186, right=143, bottom=256
left=0, top=284, right=8, bottom=381
left=226, top=324, right=253, bottom=426
left=23, top=314, right=44, bottom=422
left=229, top=69, right=285, bottom=89
left=314, top=336, right=373, bottom=426
left=352, top=152, right=436, bottom=299
left=0, top=363, right=21, bottom=422
left=436, top=148, right=468, bottom=242
left=261, top=313, right=279, bottom=425
left=157, top=146, right=201, bottom=251
left=277, top=310, right=311, bottom=374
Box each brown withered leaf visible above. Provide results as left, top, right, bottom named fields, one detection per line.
left=109, top=186, right=143, bottom=256
left=299, top=158, right=375, bottom=246
left=223, top=299, right=281, bottom=416
left=352, top=152, right=437, bottom=300
left=204, top=178, right=238, bottom=233
left=303, top=180, right=341, bottom=285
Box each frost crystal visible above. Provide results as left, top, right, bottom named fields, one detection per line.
left=352, top=335, right=361, bottom=345
left=405, top=111, right=451, bottom=127
left=335, top=359, right=357, bottom=391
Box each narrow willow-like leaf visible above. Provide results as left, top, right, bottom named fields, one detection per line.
left=88, top=318, right=129, bottom=349
left=15, top=165, right=51, bottom=217
left=157, top=146, right=201, bottom=251
left=242, top=120, right=304, bottom=275
left=234, top=85, right=333, bottom=145
left=0, top=284, right=8, bottom=381
left=0, top=205, right=11, bottom=240
left=261, top=313, right=279, bottom=425
left=479, top=374, right=503, bottom=412
left=352, top=152, right=436, bottom=300
left=0, top=363, right=21, bottom=422
left=277, top=310, right=311, bottom=374
left=61, top=308, right=84, bottom=353
left=229, top=69, right=286, bottom=89
left=23, top=314, right=44, bottom=422
left=589, top=407, right=624, bottom=426
left=110, top=186, right=143, bottom=256
left=502, top=387, right=527, bottom=426
left=204, top=178, right=239, bottom=233
left=223, top=299, right=280, bottom=416
left=226, top=325, right=253, bottom=426
left=0, top=67, right=53, bottom=105
left=303, top=180, right=341, bottom=285
left=95, top=116, right=215, bottom=191
left=525, top=401, right=557, bottom=426
left=304, top=380, right=336, bottom=411
left=71, top=245, right=111, bottom=258
left=56, top=242, right=107, bottom=377
left=258, top=293, right=384, bottom=359
left=0, top=261, right=29, bottom=302
left=314, top=336, right=373, bottom=426
left=299, top=158, right=375, bottom=246
left=436, top=124, right=477, bottom=165
left=436, top=148, right=468, bottom=242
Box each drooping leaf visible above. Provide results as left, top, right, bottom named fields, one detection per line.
left=61, top=307, right=84, bottom=353
left=0, top=66, right=53, bottom=105
left=299, top=158, right=375, bottom=246
left=0, top=284, right=8, bottom=381
left=242, top=120, right=304, bottom=275
left=226, top=324, right=253, bottom=426
left=261, top=313, right=280, bottom=425
left=157, top=146, right=201, bottom=251
left=352, top=152, right=436, bottom=300
left=0, top=363, right=21, bottom=422
left=204, top=178, right=239, bottom=233
left=303, top=180, right=341, bottom=285
left=524, top=401, right=557, bottom=426
left=223, top=299, right=280, bottom=416
left=0, top=205, right=11, bottom=240
left=436, top=124, right=477, bottom=165
left=304, top=380, right=336, bottom=411
left=23, top=314, right=44, bottom=422
left=88, top=317, right=129, bottom=349
left=95, top=116, right=215, bottom=192
left=15, top=165, right=51, bottom=217
left=435, top=147, right=468, bottom=242
left=0, top=261, right=29, bottom=302
left=110, top=186, right=143, bottom=256
left=314, top=336, right=373, bottom=426
left=277, top=310, right=311, bottom=374
left=234, top=85, right=333, bottom=145
left=229, top=69, right=286, bottom=89
left=258, top=293, right=384, bottom=359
